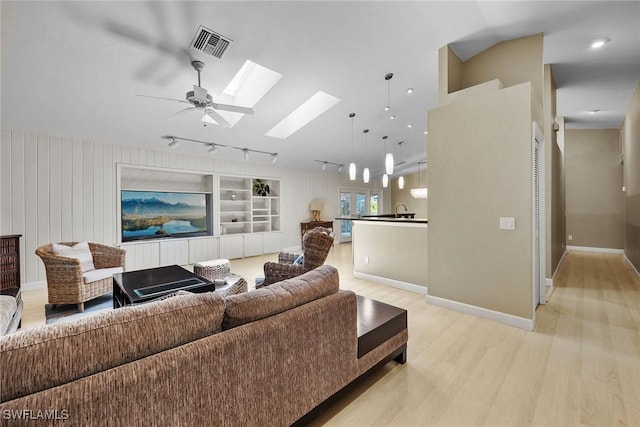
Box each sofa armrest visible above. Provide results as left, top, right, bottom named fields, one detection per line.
left=263, top=262, right=308, bottom=286
left=90, top=243, right=126, bottom=270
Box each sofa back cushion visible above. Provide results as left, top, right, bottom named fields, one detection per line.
left=223, top=264, right=339, bottom=330
left=0, top=291, right=225, bottom=402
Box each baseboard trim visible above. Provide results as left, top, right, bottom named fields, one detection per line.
left=425, top=294, right=534, bottom=331
left=546, top=249, right=568, bottom=288
left=22, top=280, right=46, bottom=290
left=566, top=246, right=623, bottom=254
left=353, top=271, right=428, bottom=295
left=624, top=255, right=640, bottom=278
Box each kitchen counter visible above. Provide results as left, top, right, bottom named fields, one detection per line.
left=335, top=216, right=428, bottom=224
left=348, top=218, right=428, bottom=295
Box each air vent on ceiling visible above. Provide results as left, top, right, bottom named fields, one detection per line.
left=190, top=26, right=232, bottom=59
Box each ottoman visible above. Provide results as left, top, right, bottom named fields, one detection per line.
left=194, top=259, right=231, bottom=281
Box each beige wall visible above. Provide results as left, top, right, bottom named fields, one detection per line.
left=462, top=34, right=544, bottom=101
left=390, top=171, right=428, bottom=218
left=622, top=82, right=640, bottom=270
left=427, top=83, right=534, bottom=319
left=544, top=64, right=566, bottom=277
left=352, top=221, right=428, bottom=288
left=565, top=129, right=624, bottom=249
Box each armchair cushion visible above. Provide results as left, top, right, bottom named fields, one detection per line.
left=52, top=241, right=95, bottom=273
left=82, top=267, right=124, bottom=284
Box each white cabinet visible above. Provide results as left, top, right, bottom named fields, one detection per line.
left=217, top=175, right=282, bottom=259
left=219, top=235, right=245, bottom=260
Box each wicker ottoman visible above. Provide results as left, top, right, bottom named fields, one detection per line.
left=193, top=259, right=231, bottom=281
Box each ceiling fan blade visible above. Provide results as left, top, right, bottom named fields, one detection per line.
left=136, top=94, right=190, bottom=104
left=211, top=103, right=255, bottom=115
left=204, top=109, right=231, bottom=128
left=168, top=107, right=196, bottom=119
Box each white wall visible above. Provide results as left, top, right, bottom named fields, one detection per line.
left=0, top=128, right=383, bottom=283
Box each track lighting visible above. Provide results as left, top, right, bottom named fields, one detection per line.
left=315, top=160, right=343, bottom=172
left=162, top=136, right=277, bottom=163
left=338, top=164, right=344, bottom=172
left=322, top=162, right=327, bottom=171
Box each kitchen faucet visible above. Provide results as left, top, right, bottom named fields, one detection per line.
left=395, top=203, right=408, bottom=214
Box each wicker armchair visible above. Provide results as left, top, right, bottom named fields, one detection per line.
left=262, top=227, right=333, bottom=286
left=35, top=242, right=126, bottom=312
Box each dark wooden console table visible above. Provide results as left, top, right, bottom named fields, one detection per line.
left=300, top=221, right=333, bottom=244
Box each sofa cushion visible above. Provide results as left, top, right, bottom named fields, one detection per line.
left=82, top=266, right=124, bottom=284
left=223, top=264, right=339, bottom=330
left=0, top=291, right=225, bottom=403
left=52, top=241, right=95, bottom=273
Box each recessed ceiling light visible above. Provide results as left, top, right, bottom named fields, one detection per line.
left=384, top=106, right=390, bottom=111
left=265, top=91, right=341, bottom=139
left=408, top=124, right=413, bottom=128
left=407, top=88, right=414, bottom=94
left=589, top=109, right=601, bottom=114
left=424, top=130, right=428, bottom=135
left=390, top=115, right=396, bottom=120
left=589, top=37, right=610, bottom=49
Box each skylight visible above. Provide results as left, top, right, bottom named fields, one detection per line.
left=265, top=91, right=341, bottom=139
left=212, top=60, right=283, bottom=127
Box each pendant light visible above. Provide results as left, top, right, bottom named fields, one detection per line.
left=382, top=173, right=389, bottom=188
left=384, top=73, right=393, bottom=111
left=383, top=135, right=394, bottom=175
left=348, top=113, right=356, bottom=181
left=363, top=129, right=370, bottom=183
left=397, top=141, right=405, bottom=189
left=411, top=161, right=428, bottom=198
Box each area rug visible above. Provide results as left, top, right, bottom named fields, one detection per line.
left=45, top=293, right=113, bottom=325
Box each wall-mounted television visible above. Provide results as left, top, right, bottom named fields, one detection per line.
left=121, top=191, right=212, bottom=242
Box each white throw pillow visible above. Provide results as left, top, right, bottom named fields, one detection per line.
left=52, top=241, right=96, bottom=273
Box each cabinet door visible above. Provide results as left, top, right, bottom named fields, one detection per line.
left=219, top=235, right=245, bottom=260
left=244, top=234, right=263, bottom=257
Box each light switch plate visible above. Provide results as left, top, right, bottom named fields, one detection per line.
left=499, top=217, right=516, bottom=230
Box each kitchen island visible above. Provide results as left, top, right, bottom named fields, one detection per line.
left=338, top=216, right=428, bottom=294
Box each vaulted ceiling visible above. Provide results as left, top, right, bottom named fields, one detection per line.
left=2, top=1, right=639, bottom=175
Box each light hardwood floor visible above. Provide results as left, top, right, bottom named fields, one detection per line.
left=19, top=246, right=640, bottom=426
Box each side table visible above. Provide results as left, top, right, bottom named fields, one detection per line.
left=300, top=221, right=333, bottom=245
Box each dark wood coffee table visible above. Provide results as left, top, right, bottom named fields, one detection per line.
left=113, top=265, right=215, bottom=308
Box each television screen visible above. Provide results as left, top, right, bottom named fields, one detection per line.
left=121, top=191, right=210, bottom=242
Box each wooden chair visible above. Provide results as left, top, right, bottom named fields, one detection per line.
left=262, top=227, right=333, bottom=286
left=36, top=242, right=126, bottom=311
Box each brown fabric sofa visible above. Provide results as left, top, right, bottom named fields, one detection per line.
left=0, top=265, right=407, bottom=426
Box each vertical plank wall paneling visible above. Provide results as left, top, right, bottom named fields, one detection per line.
left=0, top=130, right=11, bottom=233
left=24, top=133, right=38, bottom=282
left=0, top=128, right=385, bottom=283
left=10, top=132, right=26, bottom=282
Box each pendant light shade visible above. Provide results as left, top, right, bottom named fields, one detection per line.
left=385, top=152, right=394, bottom=175
left=362, top=128, right=370, bottom=184
left=348, top=112, right=356, bottom=181
left=382, top=173, right=389, bottom=188
left=363, top=167, right=370, bottom=183
left=398, top=176, right=404, bottom=189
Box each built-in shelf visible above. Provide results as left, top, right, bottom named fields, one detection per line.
left=219, top=175, right=281, bottom=235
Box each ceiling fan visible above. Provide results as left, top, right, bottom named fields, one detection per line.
left=136, top=60, right=254, bottom=127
